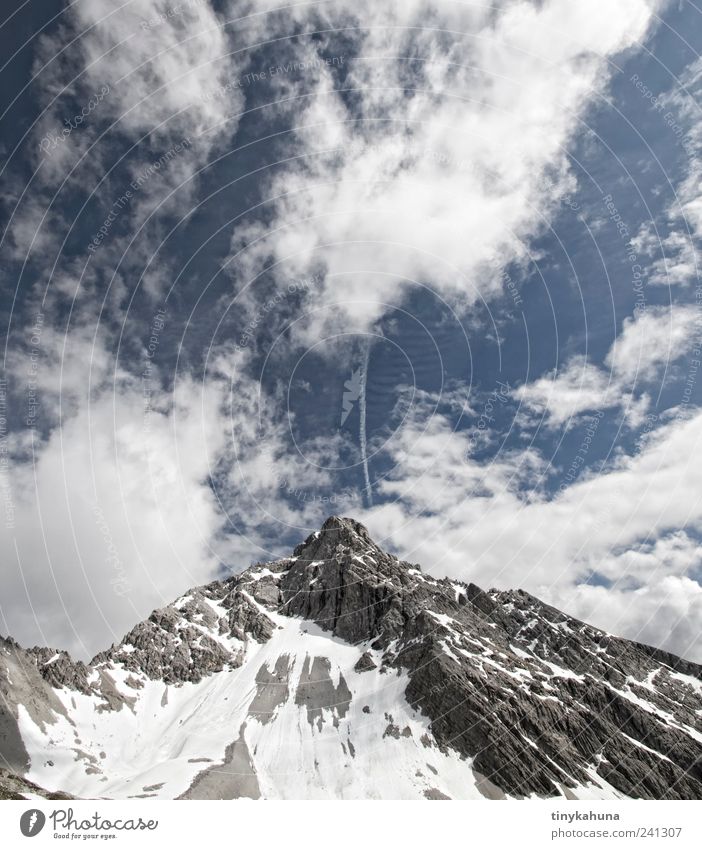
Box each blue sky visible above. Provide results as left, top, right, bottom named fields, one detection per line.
left=1, top=0, right=702, bottom=662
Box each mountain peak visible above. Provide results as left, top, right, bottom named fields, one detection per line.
left=284, top=515, right=420, bottom=644
left=322, top=514, right=369, bottom=534
left=292, top=515, right=380, bottom=563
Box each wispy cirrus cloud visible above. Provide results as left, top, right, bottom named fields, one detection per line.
left=632, top=56, right=702, bottom=288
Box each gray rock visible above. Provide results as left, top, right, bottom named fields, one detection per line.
left=0, top=767, right=76, bottom=800
left=354, top=651, right=377, bottom=672
left=178, top=722, right=260, bottom=800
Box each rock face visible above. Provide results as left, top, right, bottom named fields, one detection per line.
left=0, top=768, right=76, bottom=801
left=1, top=516, right=701, bottom=800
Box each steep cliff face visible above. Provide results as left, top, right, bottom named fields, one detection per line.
left=2, top=517, right=701, bottom=800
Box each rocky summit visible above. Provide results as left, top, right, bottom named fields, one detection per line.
left=1, top=516, right=701, bottom=800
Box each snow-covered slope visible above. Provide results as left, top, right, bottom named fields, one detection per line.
left=2, top=517, right=702, bottom=800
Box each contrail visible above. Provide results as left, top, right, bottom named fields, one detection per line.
left=359, top=339, right=372, bottom=507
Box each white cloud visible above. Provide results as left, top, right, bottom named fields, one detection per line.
left=516, top=305, right=699, bottom=428
left=2, top=194, right=66, bottom=263
left=632, top=57, right=702, bottom=287
left=0, top=335, right=358, bottom=658
left=585, top=531, right=702, bottom=588
left=606, top=304, right=700, bottom=383
left=516, top=355, right=615, bottom=428
left=6, top=1, right=245, bottom=299
left=226, top=0, right=658, bottom=339
left=0, top=371, right=231, bottom=659
left=560, top=575, right=702, bottom=665
left=64, top=0, right=238, bottom=144
left=634, top=224, right=698, bottom=288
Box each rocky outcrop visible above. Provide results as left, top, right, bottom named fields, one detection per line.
left=0, top=768, right=76, bottom=801
left=280, top=516, right=459, bottom=646
left=91, top=575, right=280, bottom=685
left=28, top=647, right=93, bottom=694
left=0, top=637, right=71, bottom=775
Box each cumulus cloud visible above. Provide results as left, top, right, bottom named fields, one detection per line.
left=516, top=305, right=699, bottom=428
left=606, top=304, right=701, bottom=383
left=226, top=0, right=658, bottom=338
left=38, top=0, right=239, bottom=150
left=516, top=356, right=616, bottom=429
left=560, top=575, right=702, bottom=666
left=0, top=364, right=231, bottom=659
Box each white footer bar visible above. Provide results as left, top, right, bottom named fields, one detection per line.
left=0, top=799, right=700, bottom=848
